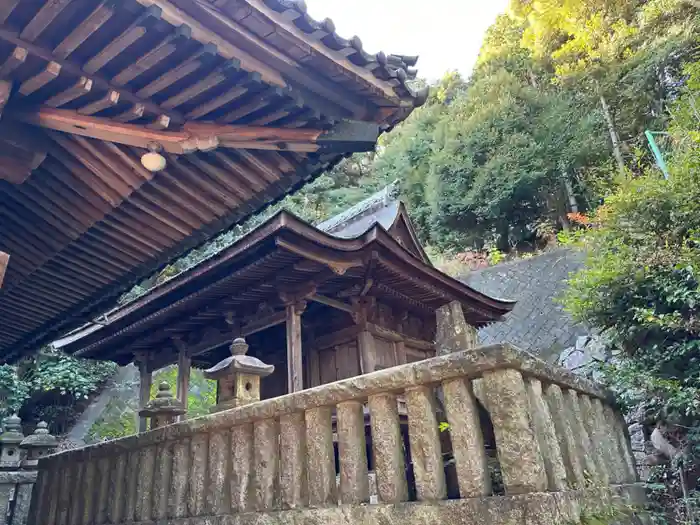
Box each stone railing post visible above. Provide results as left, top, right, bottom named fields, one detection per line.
left=203, top=337, right=274, bottom=413
left=442, top=378, right=491, bottom=497
left=482, top=369, right=548, bottom=494
left=368, top=393, right=408, bottom=503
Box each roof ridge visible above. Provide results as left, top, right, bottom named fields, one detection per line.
left=317, top=180, right=400, bottom=234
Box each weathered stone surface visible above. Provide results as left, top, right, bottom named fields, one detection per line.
left=442, top=378, right=491, bottom=497
left=230, top=425, right=252, bottom=513
left=68, top=461, right=84, bottom=525
left=405, top=386, right=446, bottom=501
left=188, top=434, right=208, bottom=516
left=102, top=484, right=642, bottom=525
left=153, top=442, right=173, bottom=520
left=169, top=439, right=190, bottom=518
left=565, top=389, right=600, bottom=483
left=482, top=369, right=547, bottom=495
left=368, top=393, right=408, bottom=504
left=279, top=413, right=306, bottom=509
left=94, top=456, right=110, bottom=523
left=593, top=400, right=625, bottom=484
left=207, top=431, right=229, bottom=515
left=337, top=401, right=369, bottom=504
left=11, top=483, right=33, bottom=525
left=579, top=395, right=610, bottom=485
left=545, top=383, right=584, bottom=488
left=305, top=407, right=336, bottom=507
left=525, top=379, right=567, bottom=491
left=253, top=419, right=279, bottom=511
left=0, top=484, right=13, bottom=525
left=29, top=343, right=636, bottom=525
left=37, top=344, right=610, bottom=466
left=611, top=411, right=638, bottom=483
left=124, top=451, right=139, bottom=522
left=108, top=453, right=126, bottom=523
left=136, top=446, right=156, bottom=521
left=436, top=301, right=479, bottom=355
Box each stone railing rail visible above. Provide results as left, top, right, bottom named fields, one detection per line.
left=29, top=344, right=639, bottom=525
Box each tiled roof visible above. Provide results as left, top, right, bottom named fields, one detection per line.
left=317, top=181, right=401, bottom=237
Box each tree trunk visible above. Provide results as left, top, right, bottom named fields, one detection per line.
left=562, top=171, right=579, bottom=213
left=599, top=93, right=626, bottom=175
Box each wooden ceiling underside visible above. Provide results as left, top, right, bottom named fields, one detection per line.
left=0, top=0, right=424, bottom=361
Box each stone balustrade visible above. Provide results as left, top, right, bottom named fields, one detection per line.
left=28, top=344, right=642, bottom=525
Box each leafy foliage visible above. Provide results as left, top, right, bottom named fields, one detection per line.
left=563, top=55, right=700, bottom=523
left=87, top=367, right=216, bottom=443
left=0, top=349, right=116, bottom=431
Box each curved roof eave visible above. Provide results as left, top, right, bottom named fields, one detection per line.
left=55, top=209, right=515, bottom=354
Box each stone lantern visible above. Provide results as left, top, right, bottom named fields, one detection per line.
left=20, top=422, right=58, bottom=470
left=204, top=337, right=274, bottom=413
left=0, top=414, right=24, bottom=470
left=138, top=381, right=186, bottom=431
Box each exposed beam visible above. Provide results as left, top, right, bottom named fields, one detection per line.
left=310, top=294, right=353, bottom=313
left=0, top=17, right=187, bottom=123
left=134, top=0, right=286, bottom=88
left=20, top=0, right=73, bottom=43
left=44, top=76, right=93, bottom=108
left=0, top=80, right=10, bottom=115
left=78, top=90, right=120, bottom=115
left=53, top=1, right=115, bottom=60
left=0, top=252, right=8, bottom=289
left=19, top=61, right=61, bottom=96
left=12, top=107, right=379, bottom=154
left=0, top=46, right=26, bottom=78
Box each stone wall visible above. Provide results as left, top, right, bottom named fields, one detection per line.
left=462, top=249, right=589, bottom=360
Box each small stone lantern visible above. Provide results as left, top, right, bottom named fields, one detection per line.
left=0, top=414, right=25, bottom=470
left=20, top=422, right=57, bottom=470
left=138, top=382, right=186, bottom=431
left=204, top=338, right=274, bottom=413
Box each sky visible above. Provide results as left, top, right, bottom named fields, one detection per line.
left=305, top=0, right=510, bottom=82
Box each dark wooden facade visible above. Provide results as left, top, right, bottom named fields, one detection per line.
left=0, top=0, right=428, bottom=363
left=57, top=194, right=515, bottom=404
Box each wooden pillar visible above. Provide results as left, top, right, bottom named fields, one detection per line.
left=357, top=330, right=377, bottom=374
left=135, top=354, right=152, bottom=433
left=435, top=300, right=478, bottom=355
left=285, top=301, right=305, bottom=393
left=175, top=340, right=191, bottom=417
left=352, top=296, right=378, bottom=374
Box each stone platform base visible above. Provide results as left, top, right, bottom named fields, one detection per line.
left=130, top=484, right=645, bottom=525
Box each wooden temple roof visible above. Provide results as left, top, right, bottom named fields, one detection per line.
left=55, top=210, right=516, bottom=367
left=0, top=0, right=428, bottom=363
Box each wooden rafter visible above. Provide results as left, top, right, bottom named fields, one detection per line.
left=0, top=252, right=8, bottom=289
left=11, top=107, right=380, bottom=154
